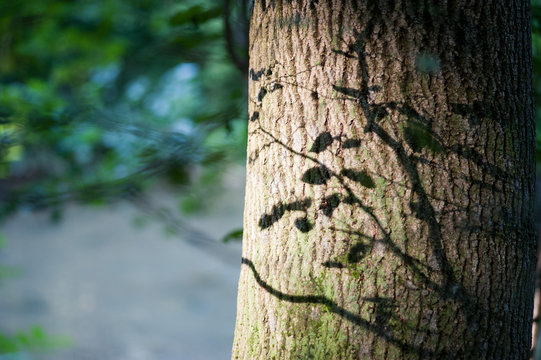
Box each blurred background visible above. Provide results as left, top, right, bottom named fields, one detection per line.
left=0, top=1, right=541, bottom=359
left=0, top=0, right=248, bottom=359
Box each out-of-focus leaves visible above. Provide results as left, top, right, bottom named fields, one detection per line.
left=169, top=31, right=222, bottom=50
left=178, top=194, right=203, bottom=214
left=169, top=5, right=222, bottom=26
left=202, top=150, right=227, bottom=165
left=0, top=264, right=21, bottom=285
left=532, top=4, right=541, bottom=18
left=0, top=0, right=248, bottom=218
left=0, top=326, right=71, bottom=354
left=166, top=164, right=191, bottom=185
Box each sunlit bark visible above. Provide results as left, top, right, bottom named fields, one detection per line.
left=233, top=1, right=535, bottom=358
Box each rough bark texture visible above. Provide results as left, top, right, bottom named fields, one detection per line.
left=232, top=1, right=535, bottom=359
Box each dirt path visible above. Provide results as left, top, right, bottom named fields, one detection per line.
left=0, top=172, right=244, bottom=360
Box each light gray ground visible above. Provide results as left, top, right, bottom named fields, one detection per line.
left=0, top=168, right=244, bottom=360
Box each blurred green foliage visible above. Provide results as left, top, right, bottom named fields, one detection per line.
left=1, top=0, right=538, bottom=216
left=0, top=0, right=248, bottom=219
left=0, top=0, right=248, bottom=356
left=0, top=326, right=71, bottom=356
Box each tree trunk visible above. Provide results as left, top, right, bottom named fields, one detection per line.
left=232, top=1, right=536, bottom=359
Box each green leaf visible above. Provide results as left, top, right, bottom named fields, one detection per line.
left=222, top=228, right=243, bottom=243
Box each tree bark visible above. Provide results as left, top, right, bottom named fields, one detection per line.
left=233, top=1, right=536, bottom=359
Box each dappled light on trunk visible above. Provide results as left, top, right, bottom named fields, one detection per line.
left=233, top=1, right=535, bottom=359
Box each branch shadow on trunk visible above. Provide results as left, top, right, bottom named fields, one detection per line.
left=242, top=6, right=525, bottom=357
left=241, top=257, right=446, bottom=357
